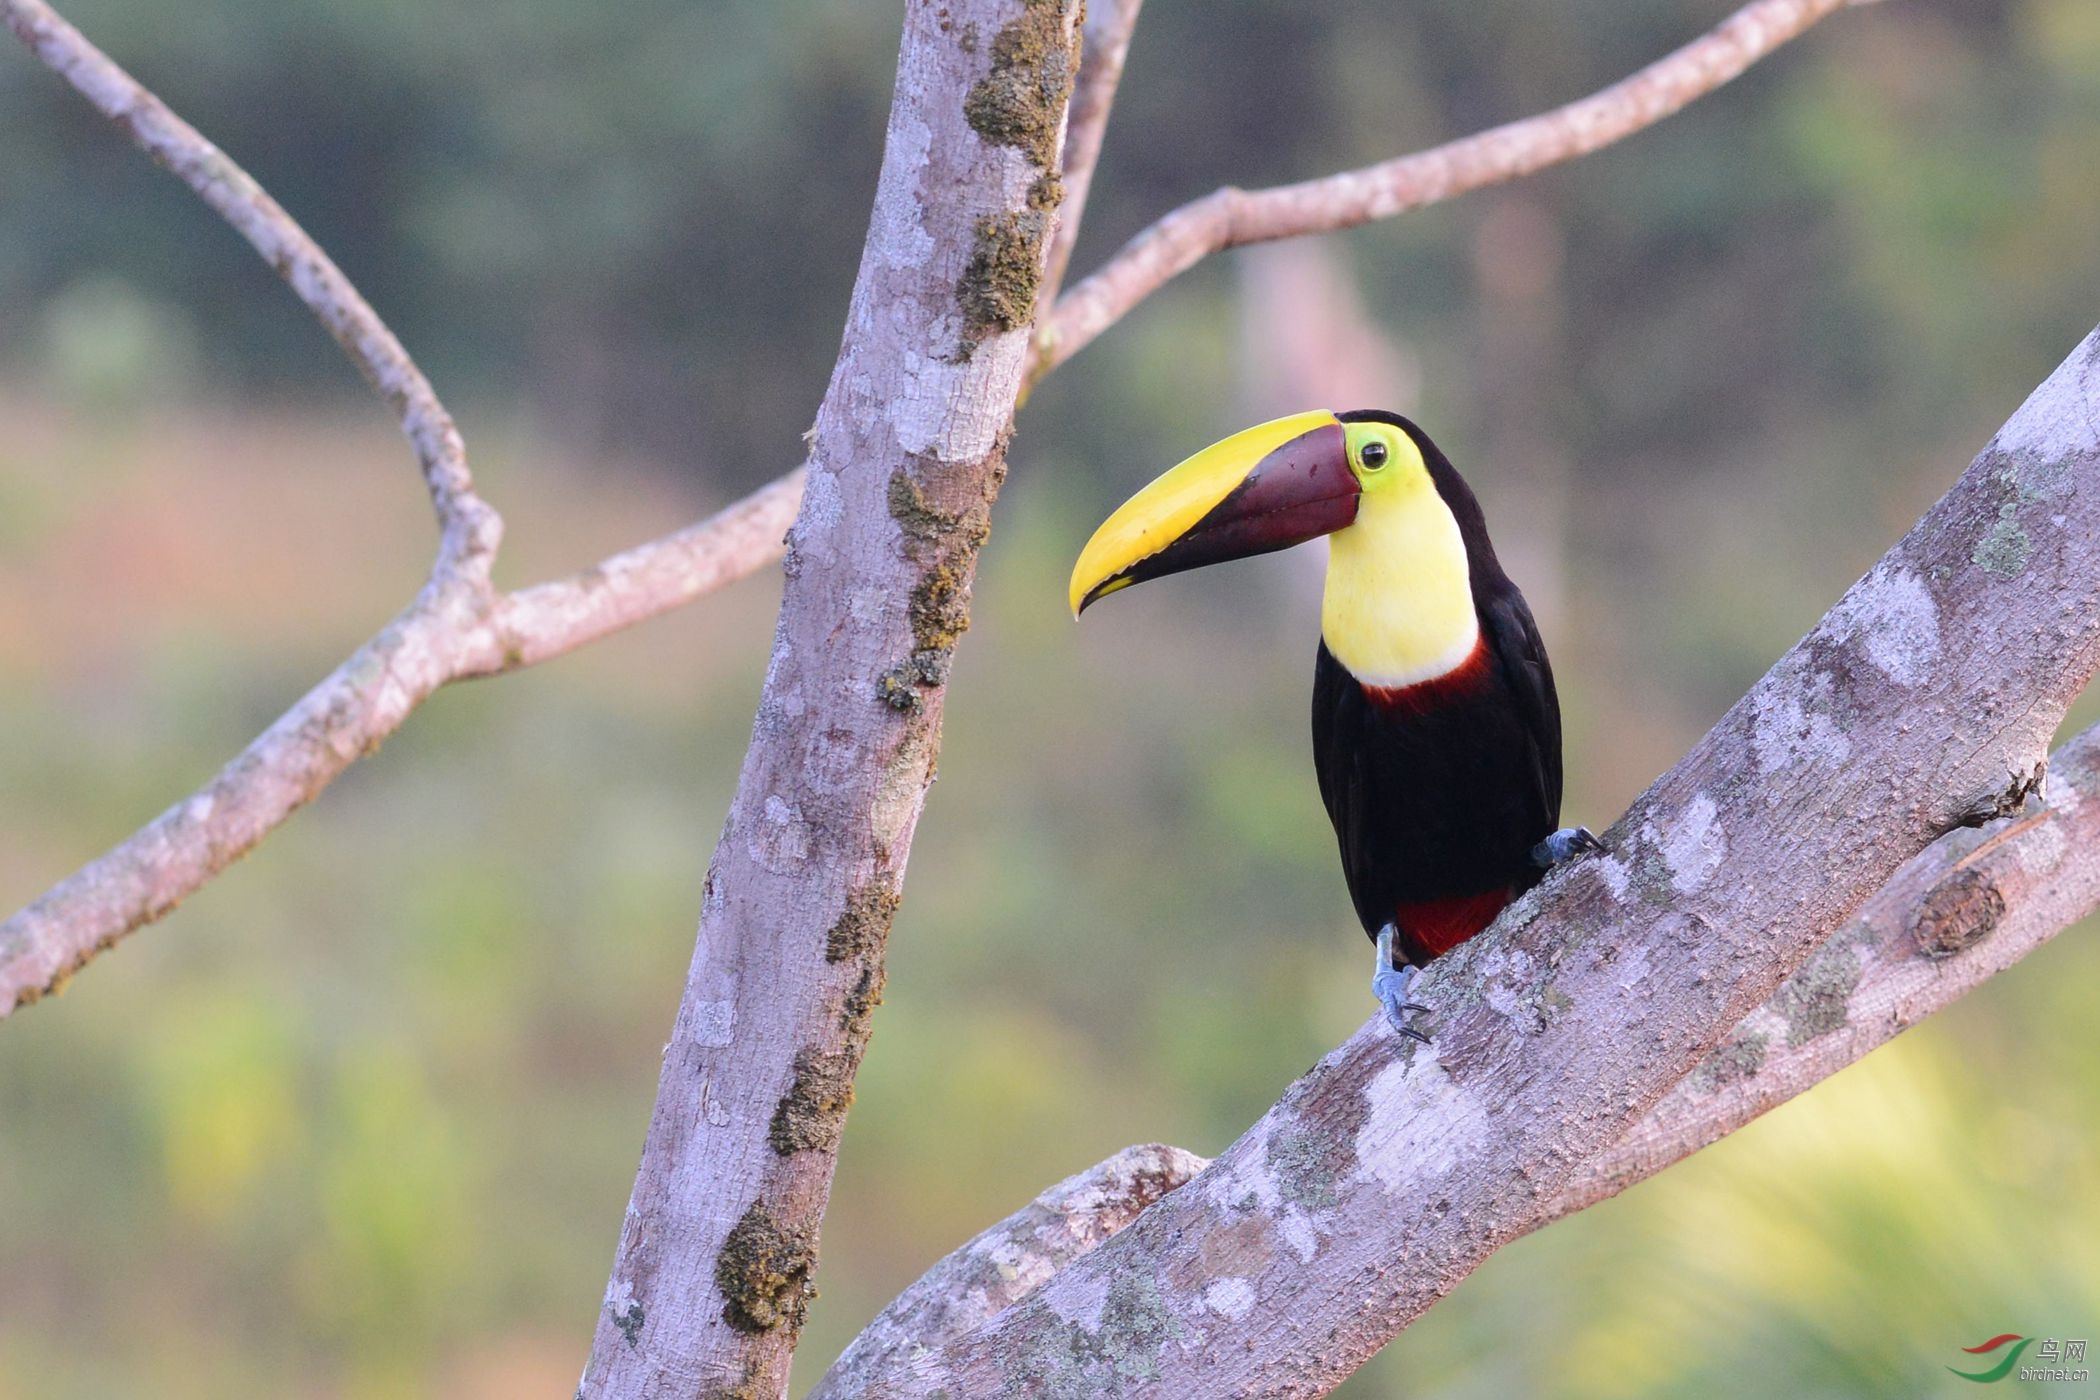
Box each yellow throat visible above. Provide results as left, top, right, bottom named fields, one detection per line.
left=1320, top=452, right=1478, bottom=688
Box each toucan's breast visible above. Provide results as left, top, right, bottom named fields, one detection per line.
left=1357, top=635, right=1493, bottom=716
left=1311, top=622, right=1560, bottom=966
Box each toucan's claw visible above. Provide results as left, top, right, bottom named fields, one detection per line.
left=1372, top=924, right=1432, bottom=1044
left=1531, top=826, right=1604, bottom=870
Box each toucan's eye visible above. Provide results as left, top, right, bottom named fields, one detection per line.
left=1359, top=440, right=1389, bottom=470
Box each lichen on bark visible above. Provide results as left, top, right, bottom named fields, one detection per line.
left=1691, top=1029, right=1769, bottom=1092
left=1772, top=940, right=1863, bottom=1046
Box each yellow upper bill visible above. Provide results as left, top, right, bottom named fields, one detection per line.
left=1068, top=410, right=1340, bottom=616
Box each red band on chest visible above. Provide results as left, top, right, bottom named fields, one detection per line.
left=1394, top=888, right=1512, bottom=958
left=1358, top=636, right=1491, bottom=715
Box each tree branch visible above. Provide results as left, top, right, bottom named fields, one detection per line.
left=476, top=468, right=805, bottom=675
left=812, top=1145, right=1205, bottom=1400
left=1037, top=0, right=1143, bottom=313
left=0, top=471, right=800, bottom=1015
left=1547, top=724, right=2100, bottom=1223
left=823, top=716, right=2100, bottom=1396
left=0, top=0, right=802, bottom=1013
left=0, top=0, right=499, bottom=572
left=1, top=0, right=1858, bottom=1012
left=576, top=1, right=1083, bottom=1394
left=1034, top=0, right=1864, bottom=376
left=855, top=330, right=2100, bottom=1397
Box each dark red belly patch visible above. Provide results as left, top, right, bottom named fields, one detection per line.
left=1359, top=636, right=1492, bottom=717
left=1394, top=888, right=1512, bottom=959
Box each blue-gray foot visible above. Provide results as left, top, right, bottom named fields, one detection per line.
left=1372, top=923, right=1431, bottom=1044
left=1530, top=825, right=1604, bottom=870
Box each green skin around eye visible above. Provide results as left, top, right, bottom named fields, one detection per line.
left=1345, top=423, right=1410, bottom=485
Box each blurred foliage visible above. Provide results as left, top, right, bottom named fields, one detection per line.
left=2, top=0, right=2100, bottom=1396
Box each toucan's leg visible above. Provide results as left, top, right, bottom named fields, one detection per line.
left=1531, top=826, right=1604, bottom=869
left=1372, top=923, right=1431, bottom=1044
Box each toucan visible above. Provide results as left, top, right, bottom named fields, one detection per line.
left=1068, top=410, right=1597, bottom=1040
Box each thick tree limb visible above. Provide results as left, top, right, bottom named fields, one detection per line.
left=855, top=335, right=2100, bottom=1397
left=0, top=471, right=801, bottom=1014
left=1, top=0, right=1856, bottom=1012
left=812, top=1145, right=1206, bottom=1400
left=577, top=1, right=1082, bottom=1394
left=1034, top=0, right=1864, bottom=376
left=823, top=719, right=2100, bottom=1396
left=1548, top=724, right=2100, bottom=1222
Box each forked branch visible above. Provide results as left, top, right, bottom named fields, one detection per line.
left=0, top=469, right=801, bottom=1014
left=0, top=0, right=1866, bottom=1013
left=820, top=716, right=2100, bottom=1394
left=0, top=0, right=798, bottom=1012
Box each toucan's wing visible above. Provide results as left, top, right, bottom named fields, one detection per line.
left=1311, top=639, right=1396, bottom=936
left=1478, top=582, right=1563, bottom=830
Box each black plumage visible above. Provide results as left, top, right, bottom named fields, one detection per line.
left=1310, top=413, right=1563, bottom=966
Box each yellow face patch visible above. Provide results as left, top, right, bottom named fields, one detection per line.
left=1322, top=421, right=1478, bottom=687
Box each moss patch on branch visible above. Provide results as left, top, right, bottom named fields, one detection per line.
left=910, top=563, right=974, bottom=654
left=959, top=210, right=1049, bottom=341
left=716, top=1203, right=818, bottom=1335
left=771, top=1048, right=858, bottom=1155
left=889, top=467, right=993, bottom=549
left=883, top=465, right=995, bottom=705
left=827, top=885, right=901, bottom=964
left=955, top=0, right=1076, bottom=344
left=842, top=964, right=885, bottom=1039
left=963, top=0, right=1078, bottom=169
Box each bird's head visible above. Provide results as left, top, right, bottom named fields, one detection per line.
left=1068, top=409, right=1448, bottom=617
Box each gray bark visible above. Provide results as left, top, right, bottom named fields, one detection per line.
left=578, top=1, right=1082, bottom=1394
left=813, top=1146, right=1207, bottom=1400
left=822, top=716, right=2100, bottom=1398
left=857, top=331, right=2100, bottom=1397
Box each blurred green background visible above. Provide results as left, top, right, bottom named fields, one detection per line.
left=3, top=0, right=2099, bottom=1395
